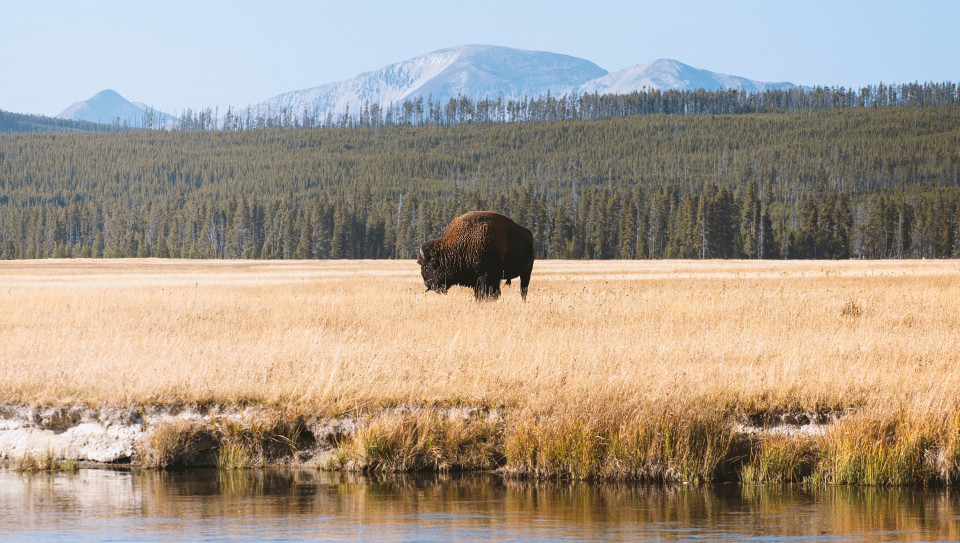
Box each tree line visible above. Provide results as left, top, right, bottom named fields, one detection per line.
left=4, top=81, right=957, bottom=134
left=2, top=183, right=957, bottom=260
left=1, top=104, right=958, bottom=260
left=203, top=81, right=960, bottom=130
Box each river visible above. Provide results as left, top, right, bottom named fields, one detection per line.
left=1, top=469, right=958, bottom=541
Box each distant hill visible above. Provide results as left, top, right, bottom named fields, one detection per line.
left=0, top=109, right=114, bottom=133
left=57, top=89, right=175, bottom=128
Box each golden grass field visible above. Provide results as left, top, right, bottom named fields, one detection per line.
left=2, top=258, right=957, bottom=413
left=2, top=258, right=960, bottom=482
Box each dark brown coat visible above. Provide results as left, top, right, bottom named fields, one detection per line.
left=417, top=211, right=534, bottom=300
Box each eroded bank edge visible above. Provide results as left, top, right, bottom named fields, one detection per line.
left=2, top=403, right=954, bottom=485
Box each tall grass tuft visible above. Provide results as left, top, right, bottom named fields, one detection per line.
left=15, top=449, right=79, bottom=472
left=740, top=436, right=815, bottom=485
left=216, top=443, right=255, bottom=470
left=930, top=410, right=960, bottom=484
left=504, top=407, right=736, bottom=482
left=809, top=412, right=937, bottom=486
left=330, top=408, right=503, bottom=473
left=138, top=419, right=216, bottom=469
left=215, top=412, right=306, bottom=467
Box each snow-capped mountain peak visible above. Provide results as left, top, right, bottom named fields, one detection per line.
left=576, top=58, right=795, bottom=95
left=253, top=45, right=608, bottom=118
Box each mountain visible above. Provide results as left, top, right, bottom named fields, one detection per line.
left=57, top=89, right=175, bottom=127
left=251, top=46, right=797, bottom=120
left=574, top=58, right=796, bottom=95
left=252, top=45, right=607, bottom=118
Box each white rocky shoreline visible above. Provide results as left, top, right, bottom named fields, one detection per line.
left=0, top=404, right=145, bottom=465
left=0, top=403, right=367, bottom=468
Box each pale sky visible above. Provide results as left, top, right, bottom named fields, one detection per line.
left=1, top=0, right=958, bottom=116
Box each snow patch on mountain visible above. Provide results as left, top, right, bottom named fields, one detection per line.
left=256, top=49, right=462, bottom=117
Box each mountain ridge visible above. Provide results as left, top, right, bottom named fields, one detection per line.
left=51, top=45, right=800, bottom=126
left=252, top=45, right=796, bottom=119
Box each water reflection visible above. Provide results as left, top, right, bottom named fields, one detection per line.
left=1, top=469, right=959, bottom=541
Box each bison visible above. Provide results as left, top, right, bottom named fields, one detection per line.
left=417, top=211, right=534, bottom=300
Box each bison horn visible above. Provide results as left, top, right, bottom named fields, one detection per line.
left=419, top=247, right=424, bottom=259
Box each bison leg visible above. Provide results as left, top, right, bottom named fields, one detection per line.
left=519, top=265, right=532, bottom=301
left=474, top=274, right=501, bottom=301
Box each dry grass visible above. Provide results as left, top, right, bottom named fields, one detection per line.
left=2, top=258, right=959, bottom=481
left=1, top=258, right=957, bottom=414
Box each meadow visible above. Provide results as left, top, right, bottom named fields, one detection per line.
left=2, top=259, right=959, bottom=483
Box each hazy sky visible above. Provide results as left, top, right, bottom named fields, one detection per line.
left=2, top=0, right=958, bottom=116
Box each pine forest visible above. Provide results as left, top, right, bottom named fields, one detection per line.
left=1, top=83, right=959, bottom=260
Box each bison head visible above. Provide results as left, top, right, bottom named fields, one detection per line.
left=417, top=241, right=447, bottom=294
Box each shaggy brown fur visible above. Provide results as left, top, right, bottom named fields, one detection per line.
left=417, top=211, right=534, bottom=300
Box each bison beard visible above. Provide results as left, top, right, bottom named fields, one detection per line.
left=417, top=211, right=534, bottom=301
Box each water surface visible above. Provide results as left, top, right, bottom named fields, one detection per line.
left=1, top=469, right=958, bottom=541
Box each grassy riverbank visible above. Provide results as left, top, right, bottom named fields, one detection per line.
left=2, top=259, right=959, bottom=483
